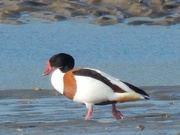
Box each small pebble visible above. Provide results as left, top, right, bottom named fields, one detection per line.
left=16, top=128, right=23, bottom=132
left=162, top=114, right=170, bottom=118
left=33, top=87, right=41, bottom=91
left=136, top=125, right=145, bottom=130
left=169, top=102, right=175, bottom=105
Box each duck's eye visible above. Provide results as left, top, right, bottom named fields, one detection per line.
left=50, top=57, right=56, bottom=62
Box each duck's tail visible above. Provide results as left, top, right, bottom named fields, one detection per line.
left=113, top=81, right=149, bottom=103
left=122, top=81, right=150, bottom=100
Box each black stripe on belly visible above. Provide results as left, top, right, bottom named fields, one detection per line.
left=73, top=69, right=125, bottom=93
left=95, top=101, right=117, bottom=105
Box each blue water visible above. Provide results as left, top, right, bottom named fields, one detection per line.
left=0, top=21, right=180, bottom=90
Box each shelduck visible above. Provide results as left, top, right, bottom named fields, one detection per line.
left=42, top=53, right=149, bottom=120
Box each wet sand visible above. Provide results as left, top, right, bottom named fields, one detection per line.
left=0, top=86, right=179, bottom=135
left=0, top=0, right=180, bottom=25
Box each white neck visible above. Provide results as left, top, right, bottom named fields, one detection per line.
left=51, top=69, right=64, bottom=94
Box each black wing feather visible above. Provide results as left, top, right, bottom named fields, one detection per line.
left=122, top=81, right=149, bottom=99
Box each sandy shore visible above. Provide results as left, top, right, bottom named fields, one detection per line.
left=0, top=86, right=179, bottom=135
left=0, top=0, right=179, bottom=25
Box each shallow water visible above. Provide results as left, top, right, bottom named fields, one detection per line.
left=0, top=21, right=180, bottom=90
left=0, top=87, right=179, bottom=135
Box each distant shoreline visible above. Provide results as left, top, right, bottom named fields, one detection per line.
left=0, top=0, right=179, bottom=25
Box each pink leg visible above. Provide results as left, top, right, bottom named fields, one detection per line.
left=85, top=108, right=93, bottom=120
left=112, top=104, right=124, bottom=120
